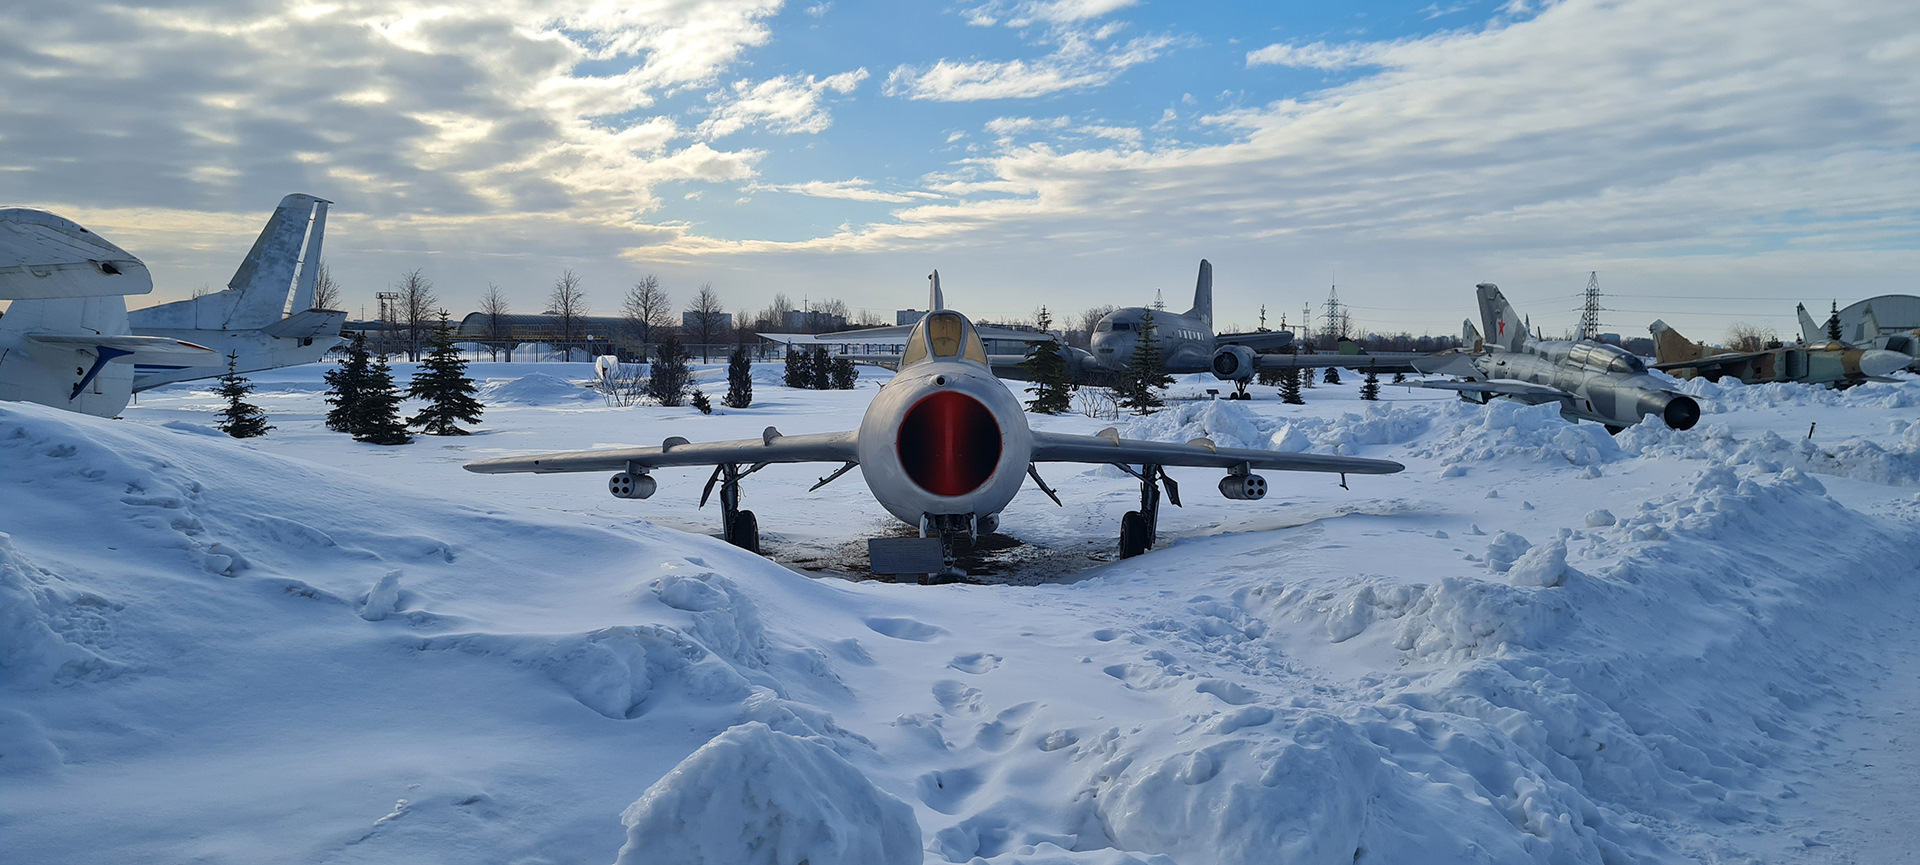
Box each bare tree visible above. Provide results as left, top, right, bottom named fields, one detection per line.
left=311, top=261, right=341, bottom=311
left=1725, top=322, right=1776, bottom=353
left=685, top=283, right=727, bottom=361
left=622, top=274, right=672, bottom=358
left=758, top=293, right=795, bottom=330
left=398, top=269, right=437, bottom=362
left=479, top=282, right=511, bottom=362
left=548, top=268, right=588, bottom=361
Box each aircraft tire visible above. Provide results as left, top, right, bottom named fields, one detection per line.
left=1605, top=424, right=1626, bottom=436
left=1119, top=511, right=1151, bottom=558
left=727, top=510, right=760, bottom=554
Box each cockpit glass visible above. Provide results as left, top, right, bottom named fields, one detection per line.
left=1112, top=322, right=1132, bottom=331
left=927, top=313, right=964, bottom=357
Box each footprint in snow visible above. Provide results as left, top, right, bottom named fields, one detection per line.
left=931, top=679, right=984, bottom=715
left=865, top=616, right=948, bottom=642
left=947, top=652, right=1001, bottom=674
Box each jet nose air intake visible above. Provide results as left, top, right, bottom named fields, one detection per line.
left=898, top=390, right=1002, bottom=496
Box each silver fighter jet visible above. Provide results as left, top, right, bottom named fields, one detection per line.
left=1408, top=283, right=1701, bottom=433
left=465, top=272, right=1405, bottom=578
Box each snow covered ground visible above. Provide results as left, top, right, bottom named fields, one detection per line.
left=3, top=361, right=1917, bottom=864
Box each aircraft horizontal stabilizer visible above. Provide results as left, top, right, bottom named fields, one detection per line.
left=1, top=208, right=153, bottom=300
left=26, top=333, right=218, bottom=364
left=1408, top=353, right=1482, bottom=378
left=262, top=308, right=348, bottom=340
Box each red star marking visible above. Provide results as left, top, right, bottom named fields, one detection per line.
left=1498, top=319, right=1506, bottom=335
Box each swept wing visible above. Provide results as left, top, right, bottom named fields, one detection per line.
left=464, top=429, right=859, bottom=474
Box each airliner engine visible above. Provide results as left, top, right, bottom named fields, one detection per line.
left=1210, top=344, right=1257, bottom=381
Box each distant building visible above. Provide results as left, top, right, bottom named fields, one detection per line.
left=781, top=309, right=845, bottom=332
left=896, top=309, right=924, bottom=325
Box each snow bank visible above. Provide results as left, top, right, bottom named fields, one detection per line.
left=475, top=372, right=599, bottom=405
left=1619, top=416, right=1920, bottom=486
left=1120, top=399, right=1428, bottom=455
left=1406, top=400, right=1623, bottom=468
left=0, top=533, right=125, bottom=687
left=615, top=721, right=921, bottom=865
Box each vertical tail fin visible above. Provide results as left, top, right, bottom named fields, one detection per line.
left=1647, top=319, right=1701, bottom=364
left=1184, top=259, right=1213, bottom=328
left=221, top=193, right=327, bottom=327
left=928, top=270, right=944, bottom=311
left=1462, top=318, right=1483, bottom=353
left=1858, top=305, right=1880, bottom=343
left=1796, top=303, right=1825, bottom=345
left=1475, top=283, right=1527, bottom=351
left=286, top=199, right=330, bottom=313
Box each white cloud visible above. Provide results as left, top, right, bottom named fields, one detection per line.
left=1245, top=40, right=1394, bottom=70
left=984, top=115, right=1073, bottom=136
left=805, top=3, right=832, bottom=18
left=886, top=33, right=1173, bottom=100
left=751, top=179, right=942, bottom=203
left=698, top=69, right=869, bottom=138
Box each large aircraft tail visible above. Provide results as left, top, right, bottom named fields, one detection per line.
left=128, top=193, right=329, bottom=331
left=1475, top=283, right=1527, bottom=352
left=1795, top=303, right=1827, bottom=345
left=1647, top=319, right=1704, bottom=364
left=1184, top=259, right=1213, bottom=328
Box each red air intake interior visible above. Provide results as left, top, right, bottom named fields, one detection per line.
left=898, top=391, right=1003, bottom=497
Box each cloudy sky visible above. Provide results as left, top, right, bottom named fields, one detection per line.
left=3, top=0, right=1915, bottom=338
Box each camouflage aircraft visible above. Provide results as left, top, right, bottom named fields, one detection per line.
left=1407, top=284, right=1701, bottom=433
left=1648, top=319, right=1907, bottom=387
left=1797, top=301, right=1920, bottom=373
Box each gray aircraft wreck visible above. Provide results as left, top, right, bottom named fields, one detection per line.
left=1409, top=283, right=1701, bottom=433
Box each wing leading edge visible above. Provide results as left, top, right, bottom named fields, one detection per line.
left=464, top=429, right=859, bottom=474
left=1031, top=430, right=1403, bottom=475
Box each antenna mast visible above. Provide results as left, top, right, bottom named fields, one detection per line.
left=1153, top=289, right=1165, bottom=311
left=1577, top=271, right=1604, bottom=341
left=1322, top=283, right=1344, bottom=346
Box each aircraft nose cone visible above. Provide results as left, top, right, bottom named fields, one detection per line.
left=1860, top=349, right=1910, bottom=378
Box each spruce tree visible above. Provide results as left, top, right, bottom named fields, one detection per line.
left=1323, top=363, right=1341, bottom=385
left=647, top=335, right=692, bottom=406
left=724, top=346, right=754, bottom=408
left=215, top=353, right=273, bottom=438
left=811, top=346, right=832, bottom=390
left=353, top=353, right=413, bottom=445
left=1279, top=347, right=1305, bottom=405
left=784, top=348, right=811, bottom=388
left=1021, top=307, right=1075, bottom=414
left=1392, top=371, right=1406, bottom=383
left=407, top=317, right=483, bottom=435
left=1118, top=311, right=1172, bottom=415
left=1360, top=369, right=1380, bottom=401
left=1826, top=301, right=1843, bottom=342
left=829, top=356, right=857, bottom=389
left=690, top=388, right=713, bottom=414
left=324, top=332, right=372, bottom=432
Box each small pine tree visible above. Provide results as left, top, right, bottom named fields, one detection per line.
left=1118, top=311, right=1172, bottom=415
left=1360, top=369, right=1380, bottom=401
left=407, top=317, right=483, bottom=435
left=1021, top=307, right=1075, bottom=414
left=690, top=388, right=713, bottom=414
left=1279, top=348, right=1305, bottom=405
left=829, top=356, right=857, bottom=389
left=215, top=353, right=273, bottom=438
left=783, top=348, right=811, bottom=388
left=724, top=346, right=754, bottom=408
left=1392, top=371, right=1406, bottom=383
left=1826, top=301, right=1843, bottom=342
left=353, top=353, right=412, bottom=445
left=648, top=335, right=692, bottom=406
left=811, top=346, right=831, bottom=390
left=1323, top=363, right=1341, bottom=385
left=324, top=332, right=372, bottom=432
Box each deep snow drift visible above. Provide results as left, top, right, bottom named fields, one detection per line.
left=3, top=363, right=1917, bottom=864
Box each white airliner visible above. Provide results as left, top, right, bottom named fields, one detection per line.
left=2, top=194, right=346, bottom=416
left=466, top=273, right=1405, bottom=578
left=1, top=208, right=217, bottom=416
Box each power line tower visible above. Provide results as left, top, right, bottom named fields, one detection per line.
left=1321, top=284, right=1344, bottom=345
left=1152, top=289, right=1166, bottom=311
left=1577, top=271, right=1604, bottom=341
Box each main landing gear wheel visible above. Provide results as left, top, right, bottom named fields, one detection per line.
left=726, top=510, right=760, bottom=554
left=1119, top=511, right=1152, bottom=558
